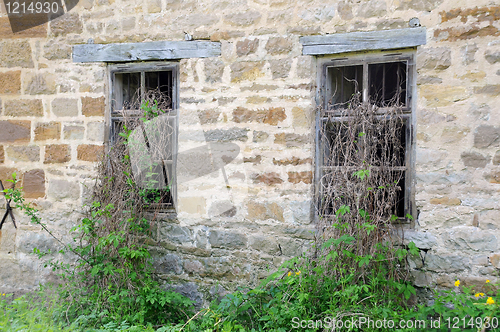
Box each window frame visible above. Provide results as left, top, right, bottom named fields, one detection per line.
left=315, top=49, right=417, bottom=224
left=106, top=61, right=179, bottom=211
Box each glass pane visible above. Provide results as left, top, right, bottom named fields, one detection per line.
left=145, top=71, right=173, bottom=110
left=368, top=62, right=407, bottom=107
left=327, top=65, right=363, bottom=109
left=114, top=72, right=140, bottom=110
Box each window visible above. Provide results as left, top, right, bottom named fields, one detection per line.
left=109, top=63, right=178, bottom=210
left=317, top=51, right=416, bottom=221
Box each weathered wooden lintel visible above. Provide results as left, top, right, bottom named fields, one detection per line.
left=73, top=40, right=221, bottom=63
left=300, top=27, right=427, bottom=55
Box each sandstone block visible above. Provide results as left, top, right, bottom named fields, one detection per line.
left=64, top=125, right=85, bottom=140
left=44, top=144, right=70, bottom=164
left=0, top=167, right=20, bottom=184
left=47, top=179, right=80, bottom=200
left=474, top=125, right=500, bottom=148
left=490, top=253, right=500, bottom=268
left=417, top=47, right=452, bottom=70
left=274, top=133, right=309, bottom=147
left=4, top=99, right=43, bottom=117
left=419, top=85, right=468, bottom=107
left=269, top=59, right=291, bottom=79
left=224, top=11, right=261, bottom=27
left=178, top=196, right=206, bottom=214
left=429, top=196, right=461, bottom=205
left=204, top=59, right=224, bottom=83
left=6, top=146, right=40, bottom=162
left=184, top=260, right=204, bottom=274
left=0, top=71, right=21, bottom=94
left=230, top=61, right=265, bottom=83
left=35, top=122, right=61, bottom=141
left=0, top=17, right=47, bottom=39
left=461, top=43, right=478, bottom=65
left=87, top=122, right=105, bottom=141
left=50, top=13, right=83, bottom=36
left=273, top=157, right=311, bottom=166
left=77, top=144, right=104, bottom=162
left=24, top=73, right=57, bottom=95
left=265, top=37, right=293, bottom=55
left=51, top=98, right=79, bottom=117
left=0, top=121, right=31, bottom=143
left=252, top=131, right=269, bottom=142
left=43, top=41, right=71, bottom=60
left=0, top=40, right=34, bottom=68
left=493, top=151, right=500, bottom=165
left=292, top=106, right=309, bottom=127
left=247, top=201, right=284, bottom=221
left=0, top=146, right=4, bottom=163
left=198, top=110, right=221, bottom=124
left=209, top=230, right=247, bottom=249
left=461, top=151, right=490, bottom=168
left=288, top=171, right=312, bottom=184
left=396, top=0, right=443, bottom=11
left=232, top=107, right=286, bottom=125
left=82, top=96, right=105, bottom=117
left=474, top=85, right=500, bottom=95
left=251, top=172, right=283, bottom=185
left=159, top=224, right=193, bottom=245
left=236, top=39, right=259, bottom=56
left=23, top=169, right=45, bottom=199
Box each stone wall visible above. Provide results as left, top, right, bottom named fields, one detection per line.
left=0, top=0, right=499, bottom=303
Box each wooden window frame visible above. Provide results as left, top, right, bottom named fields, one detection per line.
left=315, top=49, right=417, bottom=224
left=107, top=62, right=179, bottom=211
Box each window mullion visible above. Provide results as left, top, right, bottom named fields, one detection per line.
left=362, top=63, right=369, bottom=103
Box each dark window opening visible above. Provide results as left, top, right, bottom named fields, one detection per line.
left=369, top=62, right=407, bottom=107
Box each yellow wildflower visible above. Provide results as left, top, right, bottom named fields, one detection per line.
left=475, top=293, right=480, bottom=297
left=455, top=280, right=460, bottom=287
left=486, top=280, right=490, bottom=283
left=288, top=271, right=292, bottom=277
left=296, top=271, right=301, bottom=276
left=487, top=297, right=495, bottom=305
left=475, top=293, right=485, bottom=297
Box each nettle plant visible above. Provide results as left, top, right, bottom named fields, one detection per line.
left=4, top=92, right=192, bottom=329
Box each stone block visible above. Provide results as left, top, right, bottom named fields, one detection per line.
left=0, top=17, right=47, bottom=39
left=278, top=237, right=305, bottom=256
left=178, top=196, right=206, bottom=214
left=18, top=231, right=57, bottom=254
left=417, top=47, right=452, bottom=70
left=198, top=110, right=221, bottom=124
left=243, top=155, right=261, bottom=164
left=441, top=127, right=469, bottom=143
left=47, top=179, right=80, bottom=200
left=167, top=282, right=203, bottom=308
left=247, top=201, right=284, bottom=221
left=292, top=107, right=309, bottom=128
left=419, top=85, right=468, bottom=107
left=230, top=61, right=265, bottom=83
left=288, top=171, right=312, bottom=184
left=246, top=96, right=271, bottom=104
left=0, top=40, right=34, bottom=68
left=87, top=122, right=105, bottom=141
left=490, top=253, right=500, bottom=268
left=6, top=146, right=40, bottom=162
left=474, top=125, right=500, bottom=148
left=357, top=0, right=386, bottom=17
left=0, top=121, right=31, bottom=143
left=0, top=71, right=21, bottom=94
left=154, top=253, right=182, bottom=274
left=425, top=254, right=470, bottom=272
left=474, top=85, right=500, bottom=96
left=274, top=133, right=310, bottom=147
left=43, top=41, right=71, bottom=60
left=24, top=73, right=57, bottom=95
left=0, top=146, right=4, bottom=163
left=224, top=11, right=261, bottom=26
left=0, top=222, right=16, bottom=254
left=4, top=99, right=43, bottom=117
left=159, top=224, right=193, bottom=245
left=493, top=151, right=500, bottom=165
left=208, top=201, right=237, bottom=217
left=445, top=227, right=498, bottom=252
left=50, top=13, right=83, bottom=36
left=429, top=196, right=461, bottom=205
left=265, top=37, right=293, bottom=55
left=82, top=96, right=105, bottom=117
left=249, top=235, right=280, bottom=255
left=34, top=122, right=61, bottom=141
left=236, top=39, right=259, bottom=56
left=251, top=172, right=283, bottom=185
left=204, top=59, right=224, bottom=83
left=485, top=50, right=500, bottom=64
left=184, top=260, right=204, bottom=274
left=396, top=0, right=443, bottom=11
left=0, top=167, right=20, bottom=184
left=461, top=151, right=490, bottom=168
left=44, top=144, right=70, bottom=164
left=252, top=131, right=269, bottom=142
left=52, top=98, right=79, bottom=117
left=204, top=128, right=248, bottom=142
left=63, top=125, right=85, bottom=140
left=23, top=169, right=45, bottom=199
left=209, top=230, right=247, bottom=249
left=77, top=144, right=104, bottom=162
left=403, top=231, right=438, bottom=250
left=273, top=157, right=311, bottom=166
left=269, top=59, right=291, bottom=79
left=411, top=270, right=431, bottom=288
left=461, top=43, right=478, bottom=65
left=232, top=107, right=286, bottom=125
